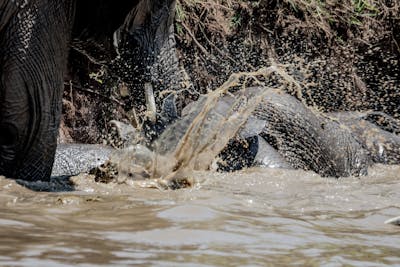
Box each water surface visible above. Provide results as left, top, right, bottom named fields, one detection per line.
left=1, top=164, right=399, bottom=266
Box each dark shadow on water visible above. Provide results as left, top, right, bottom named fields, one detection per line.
left=16, top=175, right=76, bottom=192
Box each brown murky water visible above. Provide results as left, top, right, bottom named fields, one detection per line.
left=1, top=164, right=399, bottom=266
left=2, top=69, right=399, bottom=266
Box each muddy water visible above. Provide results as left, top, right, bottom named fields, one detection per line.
left=1, top=165, right=399, bottom=266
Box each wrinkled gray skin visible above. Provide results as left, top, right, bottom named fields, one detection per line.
left=150, top=88, right=400, bottom=177
left=52, top=89, right=400, bottom=178
left=328, top=112, right=400, bottom=165
left=254, top=91, right=370, bottom=177
left=51, top=144, right=114, bottom=177
left=0, top=0, right=181, bottom=181
left=163, top=88, right=370, bottom=177
left=243, top=90, right=399, bottom=177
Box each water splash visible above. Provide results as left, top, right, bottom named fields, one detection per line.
left=108, top=65, right=298, bottom=189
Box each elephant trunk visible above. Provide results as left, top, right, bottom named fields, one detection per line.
left=114, top=0, right=190, bottom=117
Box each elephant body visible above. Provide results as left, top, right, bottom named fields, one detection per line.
left=152, top=87, right=399, bottom=178
left=242, top=91, right=400, bottom=177
left=0, top=0, right=180, bottom=181
left=253, top=91, right=370, bottom=177
left=49, top=88, right=400, bottom=180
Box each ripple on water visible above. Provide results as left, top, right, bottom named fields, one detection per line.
left=101, top=228, right=256, bottom=247
left=157, top=205, right=218, bottom=222
left=1, top=165, right=400, bottom=266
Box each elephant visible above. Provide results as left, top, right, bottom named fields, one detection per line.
left=153, top=88, right=367, bottom=177
left=48, top=87, right=400, bottom=182
left=150, top=87, right=400, bottom=178
left=0, top=0, right=182, bottom=181
left=226, top=90, right=400, bottom=177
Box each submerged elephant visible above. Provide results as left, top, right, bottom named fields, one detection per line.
left=151, top=87, right=400, bottom=178
left=0, top=0, right=181, bottom=181
left=50, top=88, right=400, bottom=181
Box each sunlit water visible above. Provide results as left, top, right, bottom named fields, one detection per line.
left=1, top=164, right=399, bottom=266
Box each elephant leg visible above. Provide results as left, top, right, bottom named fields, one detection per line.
left=0, top=1, right=72, bottom=180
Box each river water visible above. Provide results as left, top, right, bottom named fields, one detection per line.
left=1, top=164, right=399, bottom=266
